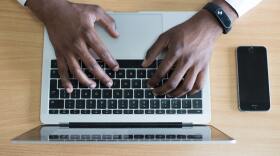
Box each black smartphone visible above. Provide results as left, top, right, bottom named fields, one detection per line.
left=236, top=46, right=270, bottom=111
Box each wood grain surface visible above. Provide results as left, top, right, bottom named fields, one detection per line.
left=0, top=0, right=279, bottom=155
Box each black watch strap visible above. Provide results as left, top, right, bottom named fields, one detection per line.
left=203, top=2, right=232, bottom=34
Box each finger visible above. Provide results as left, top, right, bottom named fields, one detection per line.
left=142, top=33, right=168, bottom=67
left=153, top=60, right=190, bottom=95
left=56, top=55, right=73, bottom=93
left=74, top=40, right=113, bottom=87
left=148, top=48, right=181, bottom=87
left=99, top=13, right=119, bottom=38
left=189, top=68, right=207, bottom=95
left=65, top=53, right=96, bottom=89
left=84, top=30, right=119, bottom=71
left=168, top=67, right=199, bottom=97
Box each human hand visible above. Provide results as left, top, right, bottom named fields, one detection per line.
left=27, top=0, right=119, bottom=93
left=142, top=10, right=224, bottom=97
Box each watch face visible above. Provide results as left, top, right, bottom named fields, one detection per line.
left=216, top=8, right=231, bottom=28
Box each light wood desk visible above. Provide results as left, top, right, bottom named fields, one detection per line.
left=0, top=0, right=280, bottom=155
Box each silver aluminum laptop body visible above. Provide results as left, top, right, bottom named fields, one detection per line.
left=12, top=12, right=235, bottom=144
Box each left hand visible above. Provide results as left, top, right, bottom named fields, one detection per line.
left=142, top=10, right=223, bottom=97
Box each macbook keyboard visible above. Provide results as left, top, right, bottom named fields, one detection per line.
left=49, top=59, right=202, bottom=115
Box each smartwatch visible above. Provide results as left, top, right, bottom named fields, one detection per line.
left=203, top=2, right=232, bottom=34
left=17, top=0, right=27, bottom=6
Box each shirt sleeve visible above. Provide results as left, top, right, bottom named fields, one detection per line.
left=225, top=0, right=262, bottom=17
left=17, top=0, right=27, bottom=6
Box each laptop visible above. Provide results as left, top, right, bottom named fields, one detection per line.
left=12, top=12, right=235, bottom=144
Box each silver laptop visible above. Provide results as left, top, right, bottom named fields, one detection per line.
left=12, top=12, right=235, bottom=144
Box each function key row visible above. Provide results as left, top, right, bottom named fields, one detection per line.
left=51, top=59, right=164, bottom=69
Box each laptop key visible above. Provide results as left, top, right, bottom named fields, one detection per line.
left=49, top=100, right=64, bottom=109
left=118, top=60, right=143, bottom=68
left=50, top=79, right=57, bottom=90
left=150, top=100, right=160, bottom=108
left=161, top=100, right=170, bottom=108
left=50, top=69, right=59, bottom=78
left=116, top=69, right=125, bottom=78
left=134, top=89, right=144, bottom=98
left=126, top=70, right=136, bottom=78
left=132, top=80, right=141, bottom=88
left=65, top=100, right=75, bottom=109
left=76, top=100, right=85, bottom=109
left=108, top=100, right=117, bottom=109
left=171, top=100, right=181, bottom=108
left=134, top=110, right=144, bottom=114
left=182, top=99, right=191, bottom=108
left=97, top=100, right=106, bottom=109
left=137, top=69, right=146, bottom=78
left=147, top=69, right=156, bottom=78
left=193, top=99, right=202, bottom=108
left=166, top=109, right=176, bottom=114
left=70, top=109, right=80, bottom=114
left=81, top=110, right=90, bottom=114
left=129, top=100, right=138, bottom=109
left=124, top=89, right=133, bottom=98
left=59, top=110, right=69, bottom=114
left=49, top=110, right=58, bottom=114
left=92, top=110, right=101, bottom=114
left=51, top=60, right=57, bottom=68
left=102, top=89, right=112, bottom=98
left=188, top=110, right=202, bottom=114
left=105, top=69, right=115, bottom=78
left=92, top=89, right=101, bottom=98
left=121, top=79, right=131, bottom=88
left=118, top=100, right=128, bottom=109
left=81, top=89, right=91, bottom=98
left=177, top=109, right=187, bottom=114
left=71, top=89, right=80, bottom=98
left=124, top=110, right=133, bottom=114
left=112, top=79, right=120, bottom=88
left=70, top=80, right=78, bottom=88
left=50, top=89, right=59, bottom=98
left=145, top=89, right=154, bottom=98
left=113, top=110, right=122, bottom=114
left=102, top=110, right=112, bottom=114
left=145, top=109, right=155, bottom=114
left=142, top=79, right=149, bottom=88
left=156, top=110, right=165, bottom=114
left=60, top=89, right=69, bottom=98
left=86, top=100, right=96, bottom=109
left=140, top=100, right=149, bottom=109
left=113, top=89, right=122, bottom=98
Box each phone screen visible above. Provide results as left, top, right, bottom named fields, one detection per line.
left=237, top=46, right=270, bottom=111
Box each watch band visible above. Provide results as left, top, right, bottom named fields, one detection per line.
left=17, top=0, right=27, bottom=6
left=203, top=2, right=232, bottom=34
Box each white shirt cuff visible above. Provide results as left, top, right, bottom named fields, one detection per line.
left=225, top=0, right=262, bottom=17
left=17, top=0, right=27, bottom=6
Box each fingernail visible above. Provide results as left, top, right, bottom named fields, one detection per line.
left=89, top=83, right=96, bottom=89
left=112, top=65, right=119, bottom=72
left=106, top=81, right=113, bottom=88
left=142, top=59, right=147, bottom=67
left=166, top=94, right=172, bottom=98
left=152, top=90, right=158, bottom=96
left=66, top=88, right=72, bottom=93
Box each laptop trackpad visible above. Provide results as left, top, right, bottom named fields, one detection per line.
left=95, top=14, right=163, bottom=59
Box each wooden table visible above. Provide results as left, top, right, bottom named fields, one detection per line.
left=0, top=0, right=280, bottom=155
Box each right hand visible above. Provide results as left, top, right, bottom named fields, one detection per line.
left=27, top=0, right=119, bottom=93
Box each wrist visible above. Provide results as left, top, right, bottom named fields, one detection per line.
left=27, top=0, right=69, bottom=23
